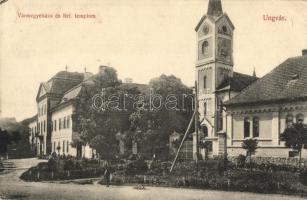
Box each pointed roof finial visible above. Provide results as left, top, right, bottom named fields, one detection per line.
left=65, top=65, right=68, bottom=72
left=253, top=67, right=257, bottom=77
left=207, top=0, right=223, bottom=17
left=84, top=67, right=87, bottom=73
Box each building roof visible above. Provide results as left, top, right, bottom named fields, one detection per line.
left=36, top=71, right=93, bottom=102
left=216, top=72, right=258, bottom=92
left=207, top=0, right=223, bottom=17
left=45, top=71, right=87, bottom=95
left=195, top=0, right=234, bottom=32
left=225, top=55, right=307, bottom=106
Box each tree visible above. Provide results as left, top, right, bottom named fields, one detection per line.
left=127, top=74, right=194, bottom=159
left=281, top=123, right=307, bottom=166
left=72, top=66, right=141, bottom=161
left=0, top=128, right=11, bottom=155
left=242, top=138, right=258, bottom=171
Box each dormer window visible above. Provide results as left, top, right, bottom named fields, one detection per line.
left=291, top=74, right=299, bottom=80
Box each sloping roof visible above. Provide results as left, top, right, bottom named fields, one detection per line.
left=60, top=85, right=83, bottom=104
left=216, top=72, right=258, bottom=92
left=225, top=55, right=307, bottom=106
left=46, top=71, right=86, bottom=95
left=207, top=0, right=223, bottom=17
left=37, top=71, right=92, bottom=102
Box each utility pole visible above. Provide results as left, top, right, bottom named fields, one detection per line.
left=195, top=81, right=199, bottom=163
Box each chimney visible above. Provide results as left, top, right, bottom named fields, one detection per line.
left=302, top=49, right=307, bottom=56
left=99, top=65, right=107, bottom=74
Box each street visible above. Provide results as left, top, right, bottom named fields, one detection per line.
left=0, top=158, right=304, bottom=200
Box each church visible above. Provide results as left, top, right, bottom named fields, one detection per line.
left=193, top=0, right=307, bottom=159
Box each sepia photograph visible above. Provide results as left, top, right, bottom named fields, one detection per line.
left=0, top=0, right=307, bottom=199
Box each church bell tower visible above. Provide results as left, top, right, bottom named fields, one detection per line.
left=195, top=0, right=234, bottom=155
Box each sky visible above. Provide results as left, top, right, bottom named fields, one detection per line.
left=0, top=0, right=307, bottom=121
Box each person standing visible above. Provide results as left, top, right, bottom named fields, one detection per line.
left=104, top=166, right=111, bottom=187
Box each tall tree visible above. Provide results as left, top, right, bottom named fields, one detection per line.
left=72, top=66, right=141, bottom=160
left=128, top=74, right=194, bottom=159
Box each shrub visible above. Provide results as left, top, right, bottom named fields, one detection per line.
left=237, top=154, right=246, bottom=167
left=124, top=159, right=148, bottom=175
left=299, top=170, right=307, bottom=186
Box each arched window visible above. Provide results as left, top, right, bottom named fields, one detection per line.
left=296, top=113, right=304, bottom=124
left=200, top=125, right=208, bottom=137
left=244, top=117, right=250, bottom=138
left=203, top=76, right=207, bottom=89
left=201, top=41, right=209, bottom=55
left=285, top=114, right=293, bottom=128
left=253, top=117, right=259, bottom=138
left=204, top=102, right=207, bottom=115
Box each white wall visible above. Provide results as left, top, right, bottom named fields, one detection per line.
left=51, top=104, right=75, bottom=156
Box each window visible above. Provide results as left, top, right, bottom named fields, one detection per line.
left=59, top=119, right=62, bottom=130
left=43, top=121, right=46, bottom=133
left=200, top=125, right=208, bottom=137
left=64, top=117, right=66, bottom=129
left=41, top=122, right=43, bottom=134
left=253, top=117, right=259, bottom=137
left=244, top=117, right=250, bottom=138
left=203, top=76, right=207, bottom=89
left=54, top=120, right=57, bottom=131
left=217, top=100, right=223, bottom=131
left=51, top=121, right=53, bottom=132
left=53, top=142, right=56, bottom=152
left=67, top=116, right=70, bottom=128
left=296, top=113, right=304, bottom=124
left=286, top=114, right=293, bottom=128
left=63, top=141, right=65, bottom=153
left=204, top=102, right=207, bottom=115
left=67, top=141, right=69, bottom=153
left=201, top=40, right=209, bottom=55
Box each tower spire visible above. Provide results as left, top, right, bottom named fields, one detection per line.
left=207, top=0, right=223, bottom=17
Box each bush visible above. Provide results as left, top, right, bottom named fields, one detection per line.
left=124, top=159, right=148, bottom=175
left=237, top=154, right=246, bottom=167
left=299, top=170, right=307, bottom=186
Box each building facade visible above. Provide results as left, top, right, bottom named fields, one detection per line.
left=193, top=0, right=257, bottom=158
left=193, top=0, right=307, bottom=159
left=29, top=69, right=96, bottom=158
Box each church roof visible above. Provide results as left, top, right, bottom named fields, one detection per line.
left=216, top=72, right=258, bottom=92
left=195, top=0, right=234, bottom=32
left=207, top=0, right=223, bottom=17
left=225, top=55, right=307, bottom=106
